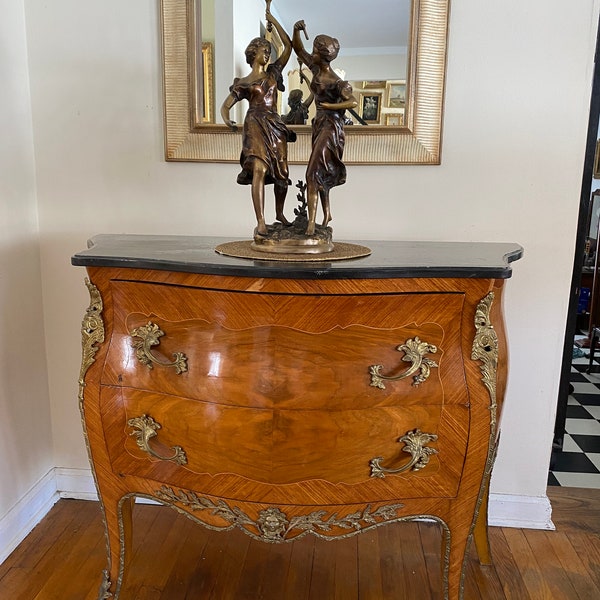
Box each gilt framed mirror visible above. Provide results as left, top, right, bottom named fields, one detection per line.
left=160, top=0, right=449, bottom=164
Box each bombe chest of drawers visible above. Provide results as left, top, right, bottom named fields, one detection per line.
left=72, top=234, right=522, bottom=600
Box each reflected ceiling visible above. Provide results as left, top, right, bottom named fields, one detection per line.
left=272, top=0, right=411, bottom=51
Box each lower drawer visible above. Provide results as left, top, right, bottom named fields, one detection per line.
left=100, top=387, right=469, bottom=502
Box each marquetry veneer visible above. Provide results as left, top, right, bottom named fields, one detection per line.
left=73, top=235, right=522, bottom=600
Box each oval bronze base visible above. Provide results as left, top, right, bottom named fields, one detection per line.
left=215, top=240, right=371, bottom=262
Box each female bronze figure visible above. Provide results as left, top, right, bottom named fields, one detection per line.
left=220, top=8, right=294, bottom=236
left=292, top=20, right=357, bottom=236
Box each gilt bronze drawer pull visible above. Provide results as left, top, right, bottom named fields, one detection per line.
left=127, top=415, right=188, bottom=465
left=369, top=336, right=438, bottom=389
left=370, top=429, right=438, bottom=478
left=130, top=322, right=188, bottom=374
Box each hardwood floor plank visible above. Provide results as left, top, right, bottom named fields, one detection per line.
left=158, top=516, right=212, bottom=599
left=0, top=567, right=32, bottom=597
left=542, top=530, right=600, bottom=600
left=281, top=533, right=315, bottom=600
left=547, top=487, right=600, bottom=534
left=176, top=526, right=226, bottom=599
left=568, top=532, right=600, bottom=594
left=464, top=542, right=506, bottom=600
left=417, top=521, right=443, bottom=600
left=357, top=528, right=384, bottom=600
left=378, top=522, right=409, bottom=599
left=206, top=530, right=251, bottom=600
left=228, top=536, right=272, bottom=599
left=0, top=500, right=67, bottom=575
left=462, top=550, right=483, bottom=600
left=0, top=500, right=100, bottom=600
left=256, top=535, right=295, bottom=599
left=501, top=528, right=556, bottom=599
left=32, top=514, right=105, bottom=600
left=332, top=535, right=359, bottom=600
left=133, top=507, right=194, bottom=594
left=398, top=522, right=434, bottom=600
left=486, top=528, right=531, bottom=600
left=121, top=505, right=179, bottom=598
left=465, top=564, right=506, bottom=600
left=523, top=529, right=581, bottom=600
left=308, top=534, right=339, bottom=600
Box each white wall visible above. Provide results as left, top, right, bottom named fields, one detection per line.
left=15, top=0, right=600, bottom=524
left=0, top=0, right=52, bottom=525
left=339, top=52, right=406, bottom=81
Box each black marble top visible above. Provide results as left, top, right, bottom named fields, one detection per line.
left=72, top=234, right=523, bottom=280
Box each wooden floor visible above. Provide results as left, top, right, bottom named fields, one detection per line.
left=1, top=487, right=599, bottom=599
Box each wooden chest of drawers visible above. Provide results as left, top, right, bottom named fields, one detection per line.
left=73, top=235, right=522, bottom=600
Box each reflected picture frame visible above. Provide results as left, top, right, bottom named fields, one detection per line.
left=359, top=92, right=382, bottom=124
left=198, top=43, right=214, bottom=124
left=385, top=113, right=403, bottom=126
left=362, top=80, right=386, bottom=89
left=189, top=0, right=214, bottom=126
left=386, top=80, right=406, bottom=108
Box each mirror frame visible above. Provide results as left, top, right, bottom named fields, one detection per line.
left=160, top=0, right=449, bottom=165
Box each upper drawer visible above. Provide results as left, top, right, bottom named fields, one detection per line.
left=101, top=281, right=468, bottom=409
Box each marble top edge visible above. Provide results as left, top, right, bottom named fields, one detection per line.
left=72, top=234, right=524, bottom=279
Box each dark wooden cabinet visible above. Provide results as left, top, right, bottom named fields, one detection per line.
left=73, top=235, right=522, bottom=600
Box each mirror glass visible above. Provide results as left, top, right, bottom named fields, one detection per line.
left=161, top=0, right=448, bottom=164
left=199, top=0, right=411, bottom=127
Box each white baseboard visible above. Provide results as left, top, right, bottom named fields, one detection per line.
left=55, top=467, right=99, bottom=501
left=0, top=469, right=59, bottom=564
left=0, top=467, right=556, bottom=565
left=488, top=492, right=555, bottom=530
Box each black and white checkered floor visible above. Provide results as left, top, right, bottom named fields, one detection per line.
left=547, top=354, right=600, bottom=488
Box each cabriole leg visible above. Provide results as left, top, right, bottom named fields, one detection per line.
left=98, top=495, right=134, bottom=599
left=442, top=519, right=471, bottom=600
left=472, top=483, right=492, bottom=566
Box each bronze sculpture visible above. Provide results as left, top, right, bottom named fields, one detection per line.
left=292, top=20, right=357, bottom=236
left=219, top=3, right=363, bottom=257
left=220, top=6, right=294, bottom=237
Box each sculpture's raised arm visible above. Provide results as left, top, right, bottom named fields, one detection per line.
left=292, top=20, right=313, bottom=69
left=266, top=10, right=292, bottom=68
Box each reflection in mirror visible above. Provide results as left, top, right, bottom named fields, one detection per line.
left=281, top=0, right=410, bottom=127
left=161, top=0, right=449, bottom=164
left=198, top=0, right=411, bottom=127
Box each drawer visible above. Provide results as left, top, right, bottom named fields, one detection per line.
left=101, top=387, right=468, bottom=498
left=101, top=282, right=468, bottom=409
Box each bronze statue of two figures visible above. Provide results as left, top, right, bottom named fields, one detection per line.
left=220, top=3, right=358, bottom=255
